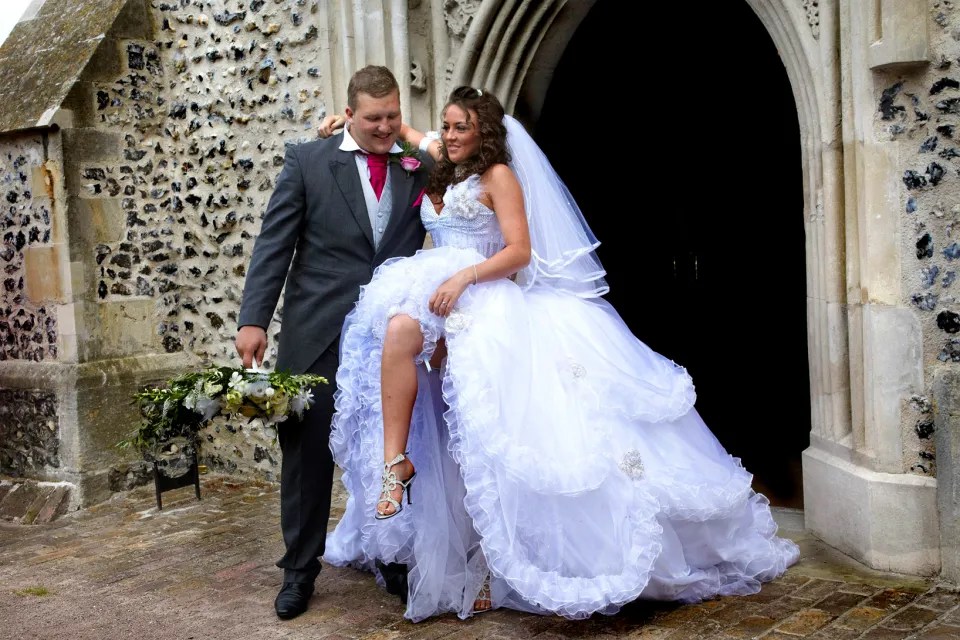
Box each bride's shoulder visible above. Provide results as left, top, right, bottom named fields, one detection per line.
left=480, top=164, right=521, bottom=200
left=480, top=163, right=518, bottom=187
left=481, top=163, right=514, bottom=178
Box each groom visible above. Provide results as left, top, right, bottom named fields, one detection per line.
left=236, top=65, right=429, bottom=619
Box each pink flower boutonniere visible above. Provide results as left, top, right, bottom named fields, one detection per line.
left=390, top=141, right=422, bottom=175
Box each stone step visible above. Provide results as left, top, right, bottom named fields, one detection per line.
left=0, top=478, right=73, bottom=524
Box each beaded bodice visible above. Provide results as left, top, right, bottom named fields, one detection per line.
left=420, top=175, right=505, bottom=258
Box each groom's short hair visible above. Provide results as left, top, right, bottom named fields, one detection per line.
left=347, top=66, right=400, bottom=109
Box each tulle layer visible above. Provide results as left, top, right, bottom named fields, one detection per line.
left=325, top=248, right=800, bottom=621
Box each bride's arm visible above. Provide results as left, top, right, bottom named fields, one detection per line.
left=475, top=164, right=531, bottom=281
left=316, top=114, right=346, bottom=137
left=428, top=164, right=531, bottom=316
left=398, top=123, right=442, bottom=162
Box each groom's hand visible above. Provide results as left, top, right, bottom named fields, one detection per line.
left=235, top=325, right=267, bottom=369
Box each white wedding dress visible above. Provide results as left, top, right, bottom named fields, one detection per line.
left=325, top=121, right=799, bottom=622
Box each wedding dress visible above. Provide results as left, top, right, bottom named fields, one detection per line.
left=324, top=117, right=800, bottom=622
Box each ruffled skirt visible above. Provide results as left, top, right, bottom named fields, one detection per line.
left=325, top=246, right=800, bottom=621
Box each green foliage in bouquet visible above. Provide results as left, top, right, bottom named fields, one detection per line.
left=116, top=365, right=328, bottom=456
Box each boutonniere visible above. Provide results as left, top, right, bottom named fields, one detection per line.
left=390, top=141, right=422, bottom=175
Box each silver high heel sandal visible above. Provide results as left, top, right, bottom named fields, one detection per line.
left=375, top=453, right=416, bottom=520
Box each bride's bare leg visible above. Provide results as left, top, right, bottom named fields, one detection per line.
left=378, top=314, right=422, bottom=517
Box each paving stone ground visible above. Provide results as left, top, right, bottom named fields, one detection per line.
left=1, top=474, right=958, bottom=640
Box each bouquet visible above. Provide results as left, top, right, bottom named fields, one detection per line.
left=117, top=363, right=328, bottom=457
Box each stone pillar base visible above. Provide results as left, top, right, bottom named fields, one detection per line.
left=803, top=446, right=940, bottom=576
left=0, top=352, right=197, bottom=507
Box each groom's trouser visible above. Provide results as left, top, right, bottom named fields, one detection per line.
left=276, top=342, right=339, bottom=584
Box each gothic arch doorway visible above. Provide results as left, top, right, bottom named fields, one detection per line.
left=529, top=1, right=809, bottom=507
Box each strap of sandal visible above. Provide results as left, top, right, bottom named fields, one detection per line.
left=377, top=453, right=410, bottom=515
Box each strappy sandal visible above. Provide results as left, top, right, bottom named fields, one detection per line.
left=375, top=452, right=416, bottom=519
left=473, top=572, right=492, bottom=613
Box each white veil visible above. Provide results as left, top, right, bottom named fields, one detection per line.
left=504, top=115, right=609, bottom=298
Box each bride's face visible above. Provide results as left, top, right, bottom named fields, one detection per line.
left=441, top=104, right=481, bottom=165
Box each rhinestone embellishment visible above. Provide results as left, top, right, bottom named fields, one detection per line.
left=619, top=450, right=645, bottom=480
left=568, top=358, right=586, bottom=379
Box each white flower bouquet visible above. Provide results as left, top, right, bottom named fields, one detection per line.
left=117, top=364, right=328, bottom=457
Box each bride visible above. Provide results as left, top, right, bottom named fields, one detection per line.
left=320, top=86, right=800, bottom=622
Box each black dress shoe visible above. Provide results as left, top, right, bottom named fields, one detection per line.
left=376, top=559, right=409, bottom=604
left=274, top=581, right=314, bottom=619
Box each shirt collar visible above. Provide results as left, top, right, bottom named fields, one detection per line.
left=339, top=125, right=402, bottom=154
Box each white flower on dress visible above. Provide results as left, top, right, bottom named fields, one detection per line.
left=454, top=193, right=480, bottom=220
left=445, top=310, right=472, bottom=334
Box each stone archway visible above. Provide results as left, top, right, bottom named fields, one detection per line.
left=448, top=0, right=596, bottom=124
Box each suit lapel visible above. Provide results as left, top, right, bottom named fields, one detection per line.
left=376, top=162, right=417, bottom=257
left=330, top=149, right=375, bottom=250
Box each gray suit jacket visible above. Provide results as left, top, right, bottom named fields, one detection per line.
left=238, top=133, right=430, bottom=373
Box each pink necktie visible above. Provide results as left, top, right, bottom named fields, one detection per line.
left=366, top=153, right=388, bottom=200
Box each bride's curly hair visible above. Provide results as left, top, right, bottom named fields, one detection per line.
left=426, top=86, right=511, bottom=198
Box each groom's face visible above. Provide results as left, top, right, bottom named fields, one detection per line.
left=345, top=90, right=402, bottom=155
